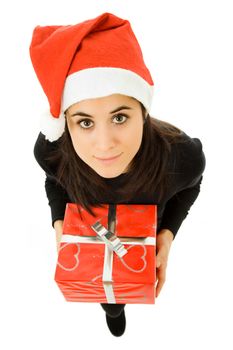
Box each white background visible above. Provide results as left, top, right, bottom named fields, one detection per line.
left=1, top=0, right=232, bottom=348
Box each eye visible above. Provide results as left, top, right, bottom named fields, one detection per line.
left=77, top=114, right=129, bottom=129
left=114, top=114, right=128, bottom=124
left=78, top=119, right=93, bottom=129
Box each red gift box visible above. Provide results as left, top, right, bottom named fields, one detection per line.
left=54, top=203, right=157, bottom=304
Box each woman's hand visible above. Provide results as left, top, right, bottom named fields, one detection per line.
left=54, top=220, right=64, bottom=253
left=155, top=228, right=174, bottom=298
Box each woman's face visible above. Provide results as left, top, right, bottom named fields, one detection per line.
left=66, top=94, right=144, bottom=178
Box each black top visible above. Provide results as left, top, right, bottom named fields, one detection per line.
left=33, top=130, right=206, bottom=239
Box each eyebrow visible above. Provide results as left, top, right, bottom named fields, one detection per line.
left=70, top=105, right=133, bottom=118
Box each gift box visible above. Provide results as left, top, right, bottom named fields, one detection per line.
left=54, top=203, right=157, bottom=304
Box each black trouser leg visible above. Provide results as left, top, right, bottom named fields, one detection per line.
left=100, top=303, right=126, bottom=318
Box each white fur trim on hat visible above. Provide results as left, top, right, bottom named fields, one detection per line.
left=62, top=67, right=154, bottom=114
left=40, top=110, right=65, bottom=142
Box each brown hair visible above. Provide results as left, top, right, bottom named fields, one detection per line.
left=44, top=103, right=186, bottom=218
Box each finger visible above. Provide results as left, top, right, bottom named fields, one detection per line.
left=156, top=255, right=167, bottom=269
left=156, top=277, right=165, bottom=297
left=155, top=267, right=166, bottom=298
left=156, top=276, right=165, bottom=298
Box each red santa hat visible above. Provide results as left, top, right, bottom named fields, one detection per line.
left=29, top=12, right=154, bottom=142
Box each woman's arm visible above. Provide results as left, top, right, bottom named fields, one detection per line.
left=160, top=135, right=206, bottom=238
left=45, top=175, right=70, bottom=252
left=159, top=174, right=204, bottom=238
left=155, top=176, right=204, bottom=297
left=155, top=228, right=174, bottom=297
left=54, top=219, right=64, bottom=253
left=45, top=173, right=70, bottom=228
left=33, top=132, right=71, bottom=228
left=155, top=137, right=206, bottom=296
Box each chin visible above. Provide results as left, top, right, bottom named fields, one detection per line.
left=96, top=168, right=124, bottom=179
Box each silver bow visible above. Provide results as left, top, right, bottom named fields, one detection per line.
left=91, top=221, right=128, bottom=258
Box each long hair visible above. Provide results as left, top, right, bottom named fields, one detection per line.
left=44, top=103, right=186, bottom=218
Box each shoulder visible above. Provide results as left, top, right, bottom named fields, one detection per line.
left=172, top=131, right=205, bottom=163
left=169, top=131, right=206, bottom=189
left=33, top=132, right=61, bottom=176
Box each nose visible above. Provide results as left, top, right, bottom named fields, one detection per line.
left=94, top=124, right=117, bottom=152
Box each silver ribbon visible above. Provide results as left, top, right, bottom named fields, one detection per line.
left=59, top=227, right=156, bottom=303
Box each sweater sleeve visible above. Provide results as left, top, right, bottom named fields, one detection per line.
left=159, top=136, right=206, bottom=239
left=45, top=174, right=71, bottom=227
left=159, top=174, right=204, bottom=239
left=33, top=132, right=71, bottom=228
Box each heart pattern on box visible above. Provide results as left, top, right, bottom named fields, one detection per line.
left=57, top=243, right=80, bottom=271
left=118, top=244, right=147, bottom=273
left=57, top=241, right=147, bottom=273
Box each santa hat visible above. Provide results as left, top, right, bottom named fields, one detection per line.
left=29, top=12, right=154, bottom=142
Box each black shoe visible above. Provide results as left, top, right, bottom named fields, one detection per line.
left=105, top=309, right=126, bottom=337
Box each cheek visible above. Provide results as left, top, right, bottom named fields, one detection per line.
left=67, top=122, right=91, bottom=158
left=126, top=125, right=143, bottom=150
left=67, top=126, right=81, bottom=152
left=69, top=132, right=90, bottom=158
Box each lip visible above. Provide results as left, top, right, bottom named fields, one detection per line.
left=95, top=153, right=122, bottom=162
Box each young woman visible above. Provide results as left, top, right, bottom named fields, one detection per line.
left=30, top=12, right=206, bottom=337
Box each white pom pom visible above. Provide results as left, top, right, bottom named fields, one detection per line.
left=39, top=110, right=65, bottom=142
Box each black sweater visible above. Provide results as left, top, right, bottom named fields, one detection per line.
left=33, top=130, right=206, bottom=239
